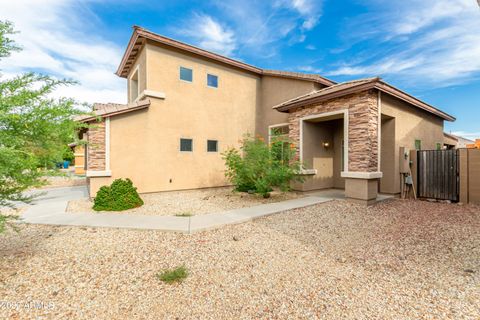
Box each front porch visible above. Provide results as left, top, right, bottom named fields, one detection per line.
left=283, top=88, right=383, bottom=205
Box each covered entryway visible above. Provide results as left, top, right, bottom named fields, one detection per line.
left=293, top=111, right=346, bottom=191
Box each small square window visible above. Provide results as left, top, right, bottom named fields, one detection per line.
left=207, top=74, right=218, bottom=88
left=207, top=140, right=218, bottom=152
left=415, top=139, right=422, bottom=150
left=180, top=138, right=193, bottom=152
left=180, top=67, right=192, bottom=82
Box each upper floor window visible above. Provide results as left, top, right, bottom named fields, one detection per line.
left=129, top=67, right=139, bottom=101
left=207, top=74, right=218, bottom=88
left=180, top=67, right=193, bottom=82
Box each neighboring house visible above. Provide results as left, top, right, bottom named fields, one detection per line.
left=68, top=143, right=86, bottom=175
left=443, top=132, right=475, bottom=149
left=467, top=139, right=480, bottom=149
left=443, top=132, right=458, bottom=149
left=77, top=26, right=455, bottom=204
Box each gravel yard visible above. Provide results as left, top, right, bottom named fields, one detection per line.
left=37, top=174, right=86, bottom=189
left=1, top=199, right=479, bottom=319
left=67, top=187, right=302, bottom=216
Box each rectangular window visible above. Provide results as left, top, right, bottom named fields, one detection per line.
left=129, top=68, right=139, bottom=102
left=179, top=67, right=193, bottom=82
left=207, top=74, right=218, bottom=88
left=269, top=125, right=291, bottom=164
left=415, top=139, right=422, bottom=150
left=207, top=140, right=218, bottom=152
left=268, top=125, right=289, bottom=143
left=180, top=138, right=193, bottom=152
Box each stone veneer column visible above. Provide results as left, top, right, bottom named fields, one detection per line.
left=288, top=90, right=382, bottom=205
left=87, top=120, right=106, bottom=171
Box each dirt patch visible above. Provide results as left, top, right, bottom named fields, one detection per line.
left=0, top=199, right=478, bottom=319
left=36, top=175, right=86, bottom=189
left=66, top=187, right=302, bottom=216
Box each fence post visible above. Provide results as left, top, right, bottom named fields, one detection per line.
left=409, top=150, right=418, bottom=197
left=458, top=148, right=468, bottom=204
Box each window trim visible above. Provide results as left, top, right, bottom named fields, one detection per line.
left=207, top=139, right=218, bottom=152
left=268, top=123, right=290, bottom=144
left=179, top=138, right=193, bottom=152
left=179, top=66, right=193, bottom=83
left=128, top=65, right=140, bottom=102
left=206, top=73, right=219, bottom=88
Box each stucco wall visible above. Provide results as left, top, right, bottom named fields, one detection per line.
left=256, top=76, right=323, bottom=139
left=127, top=45, right=147, bottom=103
left=297, top=119, right=344, bottom=191
left=379, top=116, right=396, bottom=193
left=380, top=94, right=444, bottom=194
left=90, top=42, right=261, bottom=194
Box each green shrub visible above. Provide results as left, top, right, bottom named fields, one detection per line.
left=222, top=134, right=303, bottom=197
left=157, top=266, right=188, bottom=284
left=93, top=178, right=143, bottom=211
left=62, top=146, right=75, bottom=162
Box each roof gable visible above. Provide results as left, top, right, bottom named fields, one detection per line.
left=116, top=26, right=335, bottom=86
left=273, top=77, right=455, bottom=122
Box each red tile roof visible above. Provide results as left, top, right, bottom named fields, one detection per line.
left=75, top=99, right=151, bottom=122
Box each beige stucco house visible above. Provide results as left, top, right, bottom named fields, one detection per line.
left=77, top=26, right=455, bottom=204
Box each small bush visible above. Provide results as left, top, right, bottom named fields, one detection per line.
left=222, top=134, right=303, bottom=197
left=157, top=266, right=188, bottom=284
left=93, top=178, right=143, bottom=211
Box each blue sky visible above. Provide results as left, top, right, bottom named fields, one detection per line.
left=1, top=0, right=479, bottom=139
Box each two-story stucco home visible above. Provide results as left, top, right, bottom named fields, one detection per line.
left=77, top=26, right=455, bottom=204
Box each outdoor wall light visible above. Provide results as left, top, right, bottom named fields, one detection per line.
left=322, top=141, right=330, bottom=148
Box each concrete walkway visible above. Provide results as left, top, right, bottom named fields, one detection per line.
left=20, top=186, right=334, bottom=233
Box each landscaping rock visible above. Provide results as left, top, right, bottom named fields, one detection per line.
left=1, top=199, right=479, bottom=319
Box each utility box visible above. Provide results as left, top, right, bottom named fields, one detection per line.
left=399, top=146, right=410, bottom=173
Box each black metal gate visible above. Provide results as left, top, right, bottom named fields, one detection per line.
left=417, top=149, right=459, bottom=201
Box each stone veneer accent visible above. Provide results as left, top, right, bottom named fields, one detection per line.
left=87, top=120, right=106, bottom=171
left=288, top=90, right=379, bottom=172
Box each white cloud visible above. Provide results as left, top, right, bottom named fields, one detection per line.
left=179, top=14, right=236, bottom=56
left=178, top=0, right=322, bottom=59
left=328, top=0, right=480, bottom=86
left=289, top=0, right=321, bottom=30
left=0, top=0, right=126, bottom=105
left=451, top=131, right=480, bottom=141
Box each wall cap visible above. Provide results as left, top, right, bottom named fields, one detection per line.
left=341, top=171, right=383, bottom=179
left=137, top=90, right=166, bottom=100
left=299, top=168, right=317, bottom=175
left=86, top=170, right=112, bottom=177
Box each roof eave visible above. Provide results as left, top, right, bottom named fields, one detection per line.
left=77, top=99, right=151, bottom=123
left=274, top=80, right=456, bottom=122
left=373, top=82, right=456, bottom=122
left=116, top=27, right=141, bottom=77
left=274, top=82, right=377, bottom=112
